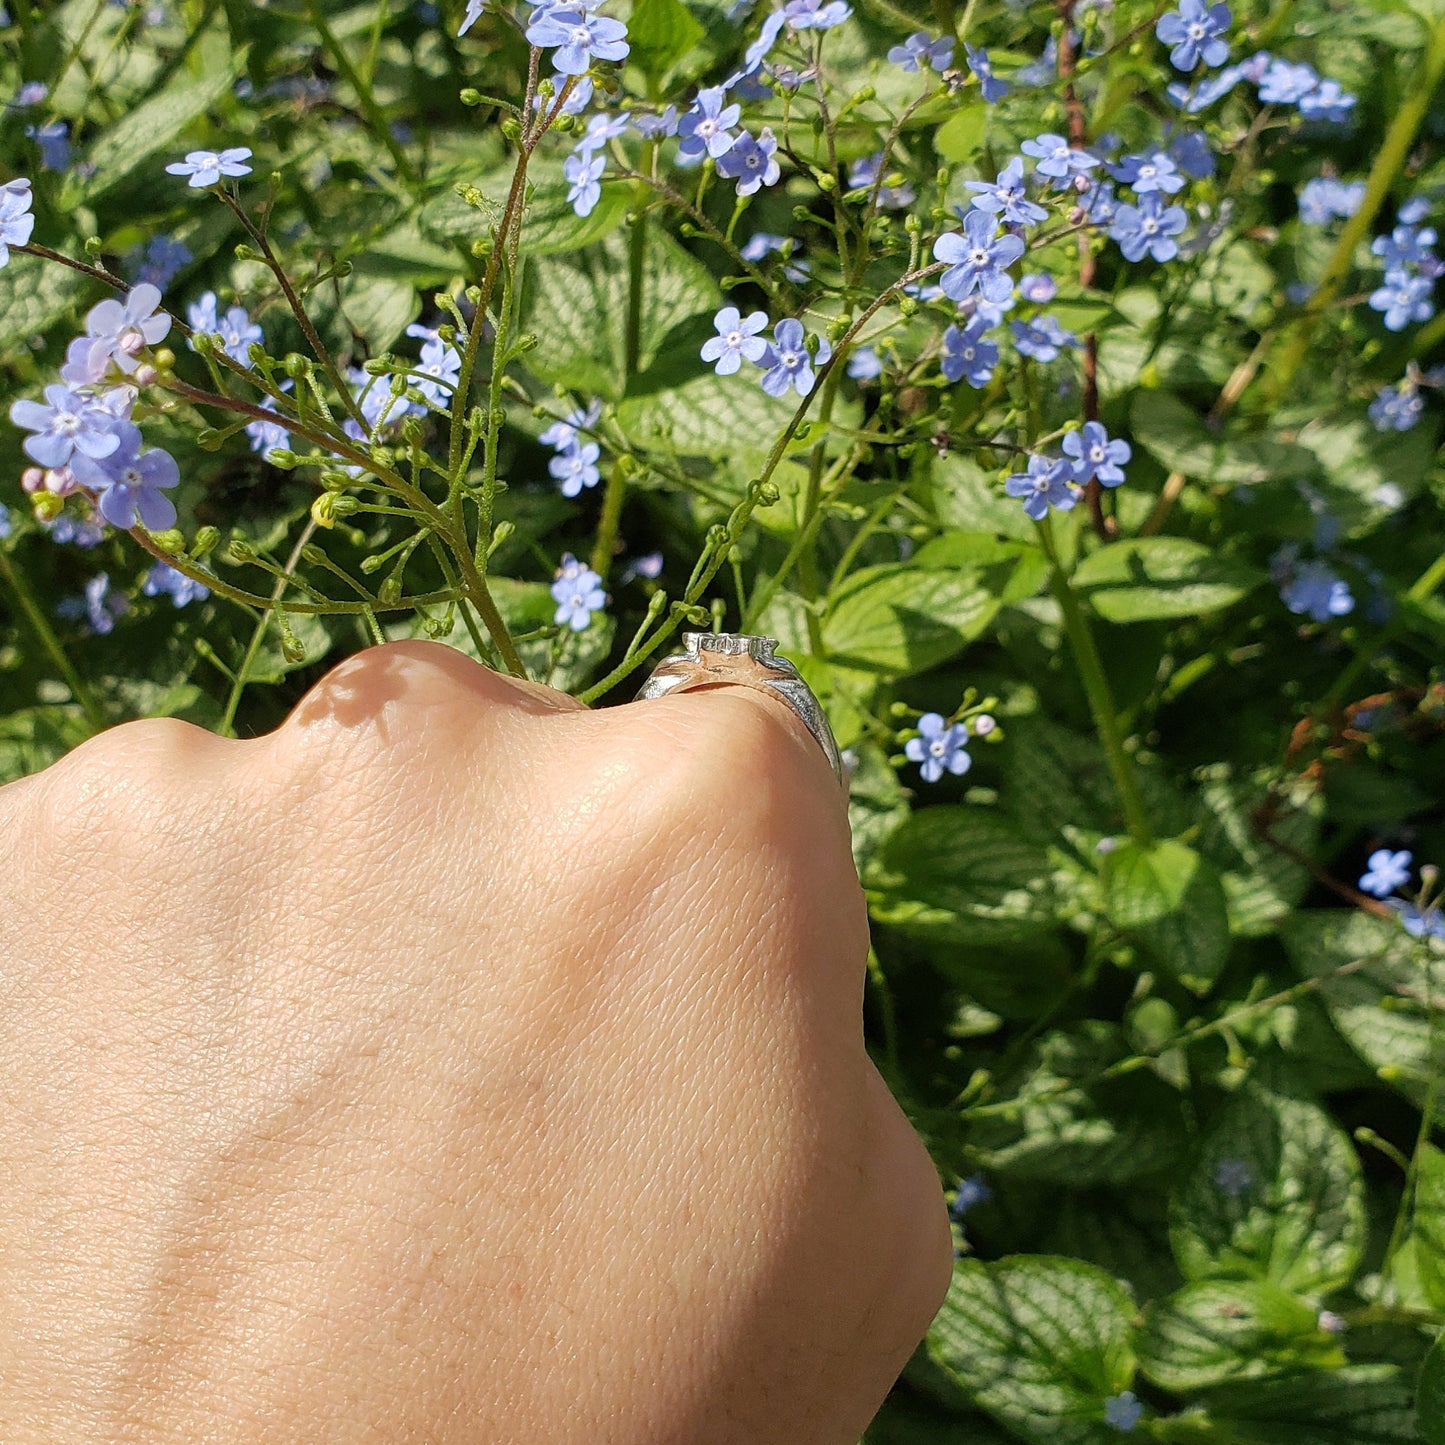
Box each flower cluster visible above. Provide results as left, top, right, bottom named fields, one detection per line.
left=1368, top=197, right=1439, bottom=333
left=1359, top=848, right=1445, bottom=942
left=550, top=551, right=607, bottom=629
left=1005, top=423, right=1131, bottom=521
left=700, top=310, right=831, bottom=398
left=540, top=398, right=603, bottom=497
left=904, top=711, right=996, bottom=784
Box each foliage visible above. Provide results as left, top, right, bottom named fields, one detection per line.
left=0, top=0, right=1443, bottom=1439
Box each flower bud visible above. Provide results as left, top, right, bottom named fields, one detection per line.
left=280, top=622, right=307, bottom=665
left=227, top=537, right=257, bottom=563
left=20, top=466, right=43, bottom=494
left=45, top=466, right=78, bottom=495
left=487, top=520, right=516, bottom=556
left=32, top=491, right=64, bottom=522
left=191, top=526, right=221, bottom=558
left=311, top=494, right=338, bottom=529
left=500, top=117, right=523, bottom=142
left=133, top=363, right=159, bottom=386
left=150, top=528, right=184, bottom=553
left=283, top=353, right=310, bottom=379
left=757, top=482, right=781, bottom=505
left=266, top=449, right=299, bottom=470
left=377, top=575, right=402, bottom=605
left=460, top=88, right=483, bottom=106
left=300, top=544, right=327, bottom=565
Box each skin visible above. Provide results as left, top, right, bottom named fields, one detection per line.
left=0, top=640, right=953, bottom=1443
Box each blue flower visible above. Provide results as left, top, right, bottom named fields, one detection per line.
left=540, top=398, right=601, bottom=452
left=69, top=421, right=180, bottom=531
left=458, top=0, right=484, bottom=34
left=1011, top=315, right=1076, bottom=362
left=949, top=1174, right=991, bottom=1218
left=525, top=9, right=629, bottom=75
left=1279, top=557, right=1354, bottom=621
left=847, top=346, right=882, bottom=380
left=740, top=231, right=787, bottom=262
left=1399, top=195, right=1434, bottom=225
left=26, top=120, right=70, bottom=171
left=1168, top=129, right=1216, bottom=180
left=847, top=151, right=913, bottom=209
left=1298, top=78, right=1356, bottom=123
left=1015, top=35, right=1057, bottom=87
left=57, top=572, right=127, bottom=635
left=1166, top=62, right=1241, bottom=111
left=165, top=146, right=253, bottom=187
left=934, top=210, right=1025, bottom=304
left=1257, top=58, right=1318, bottom=104
left=631, top=104, right=678, bottom=138
left=1103, top=1391, right=1144, bottom=1433
left=676, top=86, right=741, bottom=163
left=575, top=110, right=629, bottom=154
left=1022, top=132, right=1101, bottom=184
left=0, top=502, right=10, bottom=540
left=717, top=127, right=781, bottom=196
left=620, top=550, right=664, bottom=582
left=701, top=305, right=770, bottom=375
left=741, top=8, right=787, bottom=73
left=781, top=0, right=851, bottom=31
left=82, top=281, right=172, bottom=375
left=142, top=561, right=210, bottom=607
left=1298, top=177, right=1364, bottom=225
left=550, top=440, right=602, bottom=497
left=10, top=383, right=121, bottom=468
left=45, top=509, right=106, bottom=548
left=550, top=553, right=607, bottom=630
left=1063, top=421, right=1131, bottom=486
left=1110, top=193, right=1188, bottom=262
left=1005, top=455, right=1079, bottom=520
left=1156, top=0, right=1231, bottom=71
left=1019, top=273, right=1057, bottom=303
left=564, top=149, right=605, bottom=216
left=965, top=158, right=1049, bottom=227
left=0, top=178, right=35, bottom=266
left=1112, top=149, right=1186, bottom=195
left=1369, top=383, right=1424, bottom=432
left=1360, top=848, right=1412, bottom=898
left=889, top=32, right=952, bottom=73
left=941, top=320, right=998, bottom=387
left=128, top=233, right=191, bottom=290
left=1369, top=269, right=1435, bottom=331
left=189, top=296, right=263, bottom=366
left=1372, top=224, right=1437, bottom=270
left=904, top=713, right=972, bottom=782
left=1079, top=180, right=1119, bottom=227
left=757, top=317, right=820, bottom=397
left=10, top=80, right=48, bottom=107
left=412, top=337, right=462, bottom=406
left=1385, top=898, right=1445, bottom=941
left=964, top=44, right=1007, bottom=101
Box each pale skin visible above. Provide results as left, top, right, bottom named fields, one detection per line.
left=0, top=640, right=953, bottom=1443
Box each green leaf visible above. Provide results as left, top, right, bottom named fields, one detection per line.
left=84, top=29, right=248, bottom=195
left=525, top=227, right=717, bottom=399
left=1281, top=911, right=1445, bottom=1107
left=1206, top=1365, right=1422, bottom=1444
left=0, top=705, right=95, bottom=785
left=1129, top=391, right=1318, bottom=489
left=1073, top=537, right=1261, bottom=622
left=1412, top=1145, right=1445, bottom=1311
left=1420, top=1333, right=1445, bottom=1445
left=419, top=167, right=631, bottom=257
left=0, top=252, right=89, bottom=353
left=1169, top=1079, right=1365, bottom=1295
left=616, top=364, right=797, bottom=469
left=340, top=273, right=418, bottom=351
left=628, top=0, right=706, bottom=76
left=934, top=104, right=988, bottom=163
left=1138, top=1280, right=1341, bottom=1393
left=864, top=808, right=1058, bottom=948
left=1048, top=289, right=1132, bottom=335
left=822, top=564, right=999, bottom=674
left=1104, top=838, right=1231, bottom=994
left=927, top=1255, right=1138, bottom=1444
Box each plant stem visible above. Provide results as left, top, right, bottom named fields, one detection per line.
left=1039, top=520, right=1153, bottom=846
left=0, top=547, right=108, bottom=733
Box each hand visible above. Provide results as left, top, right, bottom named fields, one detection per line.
left=0, top=641, right=951, bottom=1444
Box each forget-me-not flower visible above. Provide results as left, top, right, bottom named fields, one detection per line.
left=905, top=713, right=972, bottom=783
left=1112, top=150, right=1185, bottom=195
left=717, top=127, right=780, bottom=196
left=847, top=346, right=883, bottom=380
left=757, top=318, right=821, bottom=397
left=83, top=282, right=172, bottom=375
left=57, top=572, right=127, bottom=634
left=1006, top=455, right=1079, bottom=520
left=1168, top=130, right=1216, bottom=180
left=1156, top=0, right=1231, bottom=72
left=847, top=151, right=914, bottom=209
left=1103, top=1391, right=1144, bottom=1433
left=1386, top=898, right=1445, bottom=941
left=965, top=44, right=1007, bottom=102
left=1257, top=58, right=1318, bottom=105
left=782, top=0, right=851, bottom=30
left=1360, top=848, right=1412, bottom=898
left=526, top=8, right=630, bottom=75
left=0, top=502, right=10, bottom=540
left=941, top=321, right=998, bottom=387
left=550, top=440, right=602, bottom=497
left=143, top=561, right=210, bottom=607
left=1063, top=422, right=1131, bottom=486
left=1280, top=558, right=1354, bottom=621
left=26, top=120, right=70, bottom=171
left=1370, top=270, right=1435, bottom=331
left=0, top=178, right=35, bottom=266
left=540, top=398, right=601, bottom=452
left=166, top=146, right=253, bottom=187
left=1019, top=273, right=1057, bottom=303
left=1110, top=193, right=1188, bottom=262
left=1372, top=224, right=1438, bottom=270
left=1021, top=132, right=1101, bottom=183
left=889, top=32, right=952, bottom=73
left=564, top=149, right=605, bottom=216
left=551, top=553, right=607, bottom=630
left=934, top=211, right=1025, bottom=304
left=69, top=421, right=180, bottom=531
left=458, top=0, right=484, bottom=34
left=701, top=306, right=769, bottom=375
left=1167, top=62, right=1242, bottom=111
left=1298, top=78, right=1356, bottom=123
left=677, top=87, right=741, bottom=163
left=10, top=384, right=121, bottom=467
left=1012, top=315, right=1076, bottom=363
left=965, top=158, right=1049, bottom=227
left=950, top=1174, right=991, bottom=1218
left=128, top=234, right=191, bottom=290
left=1298, top=177, right=1364, bottom=225
left=1370, top=383, right=1424, bottom=432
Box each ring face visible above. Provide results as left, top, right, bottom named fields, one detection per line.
left=635, top=632, right=845, bottom=785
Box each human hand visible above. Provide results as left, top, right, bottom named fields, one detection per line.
left=0, top=641, right=951, bottom=1444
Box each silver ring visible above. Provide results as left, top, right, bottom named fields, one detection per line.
left=635, top=632, right=845, bottom=786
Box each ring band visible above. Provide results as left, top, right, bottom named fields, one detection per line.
left=634, top=632, right=845, bottom=786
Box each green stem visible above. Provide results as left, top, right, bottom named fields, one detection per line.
left=1267, top=14, right=1445, bottom=400
left=307, top=0, right=420, bottom=185
left=0, top=548, right=107, bottom=733
left=1040, top=522, right=1153, bottom=846
left=591, top=460, right=629, bottom=580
